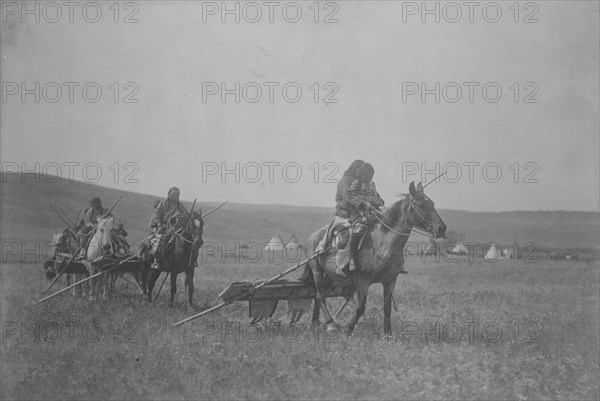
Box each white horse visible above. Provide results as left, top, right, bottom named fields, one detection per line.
left=86, top=217, right=115, bottom=299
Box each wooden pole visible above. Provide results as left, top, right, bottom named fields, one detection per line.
left=334, top=298, right=351, bottom=320
left=200, top=200, right=229, bottom=219
left=41, top=246, right=83, bottom=295
left=36, top=254, right=137, bottom=303
left=173, top=249, right=327, bottom=327
left=155, top=272, right=169, bottom=298
left=101, top=195, right=123, bottom=219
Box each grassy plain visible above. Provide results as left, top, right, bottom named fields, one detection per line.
left=1, top=255, right=598, bottom=400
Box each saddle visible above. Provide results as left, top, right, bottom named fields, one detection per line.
left=318, top=216, right=371, bottom=271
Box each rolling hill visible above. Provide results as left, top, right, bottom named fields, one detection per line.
left=1, top=173, right=598, bottom=254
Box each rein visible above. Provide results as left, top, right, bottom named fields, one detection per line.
left=373, top=197, right=435, bottom=239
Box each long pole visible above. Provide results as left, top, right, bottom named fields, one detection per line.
left=101, top=195, right=123, bottom=219
left=155, top=272, right=169, bottom=298
left=173, top=249, right=326, bottom=327
left=200, top=200, right=229, bottom=219
left=41, top=245, right=83, bottom=294
left=49, top=204, right=78, bottom=240
left=36, top=253, right=137, bottom=303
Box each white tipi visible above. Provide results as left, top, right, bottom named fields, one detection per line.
left=264, top=234, right=285, bottom=251
left=484, top=244, right=501, bottom=261
left=448, top=243, right=469, bottom=255
left=286, top=234, right=300, bottom=249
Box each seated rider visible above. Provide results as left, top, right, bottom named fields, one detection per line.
left=114, top=222, right=130, bottom=253
left=332, top=162, right=385, bottom=277
left=77, top=197, right=112, bottom=258
left=149, top=187, right=201, bottom=269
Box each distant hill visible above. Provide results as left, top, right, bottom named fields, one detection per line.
left=1, top=173, right=598, bottom=253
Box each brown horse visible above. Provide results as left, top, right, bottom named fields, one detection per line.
left=302, top=181, right=446, bottom=336
left=141, top=211, right=204, bottom=307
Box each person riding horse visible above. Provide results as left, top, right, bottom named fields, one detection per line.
left=77, top=197, right=112, bottom=258
left=149, top=187, right=201, bottom=269
left=330, top=161, right=404, bottom=277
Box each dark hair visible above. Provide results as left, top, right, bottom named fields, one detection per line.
left=357, top=163, right=375, bottom=182
left=343, top=160, right=365, bottom=178
left=91, top=197, right=101, bottom=206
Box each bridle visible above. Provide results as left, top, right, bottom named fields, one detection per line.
left=167, top=213, right=202, bottom=246
left=372, top=195, right=436, bottom=239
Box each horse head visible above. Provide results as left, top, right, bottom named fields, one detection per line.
left=165, top=211, right=204, bottom=258
left=407, top=181, right=447, bottom=239
left=87, top=217, right=114, bottom=260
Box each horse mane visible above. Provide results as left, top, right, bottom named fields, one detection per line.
left=379, top=196, right=408, bottom=234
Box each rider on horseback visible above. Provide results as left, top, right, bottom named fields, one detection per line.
left=149, top=187, right=201, bottom=269
left=77, top=197, right=112, bottom=258
left=331, top=161, right=386, bottom=277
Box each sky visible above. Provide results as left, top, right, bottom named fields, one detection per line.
left=1, top=1, right=599, bottom=212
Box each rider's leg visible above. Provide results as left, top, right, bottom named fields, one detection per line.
left=332, top=217, right=352, bottom=277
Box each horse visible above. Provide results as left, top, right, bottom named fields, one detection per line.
left=302, top=181, right=447, bottom=336
left=86, top=216, right=123, bottom=298
left=141, top=211, right=204, bottom=307
left=44, top=228, right=89, bottom=296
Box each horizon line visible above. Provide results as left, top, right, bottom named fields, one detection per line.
left=1, top=171, right=599, bottom=215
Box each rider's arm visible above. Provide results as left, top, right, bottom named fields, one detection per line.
left=84, top=209, right=94, bottom=228
left=149, top=201, right=164, bottom=229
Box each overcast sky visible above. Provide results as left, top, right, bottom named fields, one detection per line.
left=1, top=1, right=598, bottom=212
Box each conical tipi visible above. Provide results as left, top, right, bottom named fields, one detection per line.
left=286, top=234, right=300, bottom=249
left=484, top=244, right=501, bottom=261
left=264, top=234, right=285, bottom=251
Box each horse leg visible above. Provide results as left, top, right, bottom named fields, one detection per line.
left=169, top=272, right=178, bottom=307
left=311, top=296, right=320, bottom=325
left=382, top=278, right=398, bottom=337
left=312, top=267, right=335, bottom=332
left=186, top=267, right=194, bottom=307
left=147, top=270, right=160, bottom=303
left=346, top=277, right=369, bottom=336
left=140, top=258, right=148, bottom=295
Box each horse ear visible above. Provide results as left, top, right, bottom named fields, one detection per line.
left=417, top=182, right=424, bottom=193
left=409, top=181, right=417, bottom=196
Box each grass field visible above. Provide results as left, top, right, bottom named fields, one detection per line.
left=1, top=254, right=598, bottom=400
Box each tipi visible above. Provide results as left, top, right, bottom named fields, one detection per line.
left=264, top=234, right=285, bottom=251
left=285, top=234, right=300, bottom=249
left=484, top=244, right=501, bottom=261
left=502, top=247, right=515, bottom=260
left=447, top=243, right=469, bottom=255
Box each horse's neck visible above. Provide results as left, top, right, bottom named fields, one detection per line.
left=379, top=199, right=413, bottom=248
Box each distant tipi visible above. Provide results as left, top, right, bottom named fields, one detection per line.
left=484, top=243, right=501, bottom=261
left=286, top=234, right=300, bottom=249
left=447, top=243, right=469, bottom=255
left=264, top=234, right=285, bottom=251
